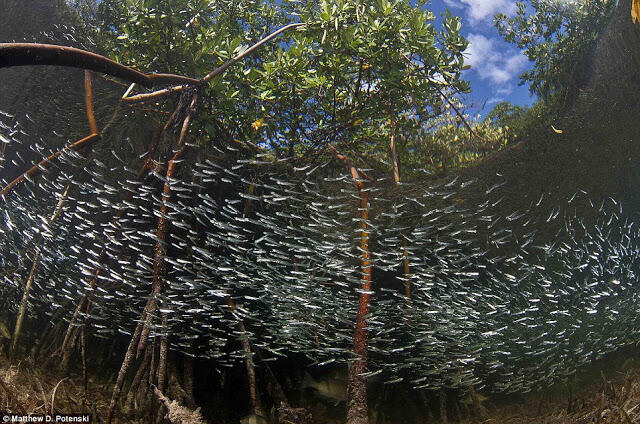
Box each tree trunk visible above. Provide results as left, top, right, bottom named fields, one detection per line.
left=388, top=117, right=413, bottom=322
left=328, top=144, right=373, bottom=424
left=346, top=170, right=372, bottom=424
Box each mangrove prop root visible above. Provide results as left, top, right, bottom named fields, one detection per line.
left=60, top=124, right=162, bottom=371
left=110, top=95, right=198, bottom=424
left=155, top=319, right=170, bottom=424
left=0, top=131, right=99, bottom=201
left=32, top=303, right=68, bottom=359
left=126, top=346, right=152, bottom=410
left=106, top=320, right=144, bottom=424
left=226, top=298, right=261, bottom=413
left=182, top=355, right=195, bottom=408
left=11, top=184, right=69, bottom=359
left=2, top=64, right=100, bottom=203
left=221, top=185, right=267, bottom=413
left=0, top=43, right=199, bottom=88
left=55, top=70, right=101, bottom=358
left=50, top=377, right=69, bottom=415
left=144, top=341, right=157, bottom=407
left=41, top=319, right=67, bottom=360
left=440, top=391, right=448, bottom=424
left=389, top=118, right=400, bottom=186
left=388, top=116, right=413, bottom=324
left=61, top=124, right=163, bottom=357
left=254, top=344, right=289, bottom=408
left=84, top=70, right=98, bottom=134
left=9, top=71, right=92, bottom=357
left=136, top=95, right=199, bottom=359
left=242, top=324, right=260, bottom=412
left=61, top=292, right=94, bottom=371
left=157, top=313, right=169, bottom=394
left=59, top=295, right=87, bottom=359
left=80, top=325, right=87, bottom=399
left=60, top=326, right=80, bottom=371
left=10, top=249, right=41, bottom=359
left=330, top=144, right=372, bottom=424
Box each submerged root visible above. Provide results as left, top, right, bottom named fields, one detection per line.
left=126, top=346, right=152, bottom=411
left=152, top=385, right=204, bottom=424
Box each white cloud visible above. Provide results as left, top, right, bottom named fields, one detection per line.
left=465, top=33, right=527, bottom=86
left=444, top=0, right=517, bottom=24
left=486, top=97, right=505, bottom=106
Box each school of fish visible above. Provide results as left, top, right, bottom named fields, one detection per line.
left=1, top=103, right=638, bottom=396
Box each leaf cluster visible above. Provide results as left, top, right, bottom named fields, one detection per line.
left=401, top=101, right=519, bottom=177
left=93, top=0, right=472, bottom=169
left=495, top=0, right=615, bottom=108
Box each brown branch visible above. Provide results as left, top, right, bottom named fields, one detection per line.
left=428, top=80, right=477, bottom=139
left=126, top=345, right=152, bottom=410
left=124, top=85, right=187, bottom=103
left=388, top=115, right=413, bottom=323
left=50, top=377, right=69, bottom=415
left=123, top=23, right=306, bottom=103
left=0, top=43, right=199, bottom=88
left=226, top=298, right=262, bottom=414
left=59, top=295, right=87, bottom=360
left=62, top=121, right=164, bottom=362
left=327, top=144, right=374, bottom=184
left=330, top=145, right=372, bottom=424
left=1, top=69, right=102, bottom=203
left=0, top=133, right=99, bottom=201
left=106, top=319, right=145, bottom=424
left=84, top=70, right=98, bottom=134
left=202, top=23, right=305, bottom=82
left=136, top=94, right=199, bottom=360
left=389, top=118, right=400, bottom=185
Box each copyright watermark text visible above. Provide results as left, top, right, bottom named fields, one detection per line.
left=1, top=414, right=91, bottom=423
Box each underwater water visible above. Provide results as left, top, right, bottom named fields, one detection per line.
left=2, top=0, right=640, bottom=423
left=2, top=101, right=638, bottom=392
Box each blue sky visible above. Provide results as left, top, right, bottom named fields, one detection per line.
left=428, top=0, right=536, bottom=116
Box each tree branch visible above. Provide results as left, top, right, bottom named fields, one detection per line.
left=0, top=43, right=200, bottom=88
left=84, top=70, right=98, bottom=134
left=428, top=79, right=478, bottom=139
left=202, top=22, right=305, bottom=82
left=0, top=133, right=100, bottom=201
left=123, top=23, right=306, bottom=103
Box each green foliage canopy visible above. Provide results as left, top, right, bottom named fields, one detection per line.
left=95, top=0, right=470, bottom=174
left=495, top=0, right=615, bottom=106
left=402, top=101, right=516, bottom=176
